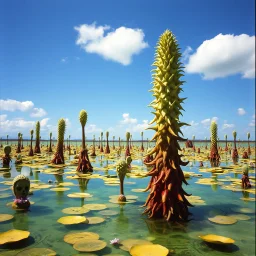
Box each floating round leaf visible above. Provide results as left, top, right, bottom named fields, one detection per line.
left=57, top=216, right=87, bottom=225
left=73, top=239, right=107, bottom=252
left=120, top=239, right=153, bottom=251
left=199, top=234, right=235, bottom=244
left=228, top=214, right=251, bottom=221
left=50, top=187, right=70, bottom=192
left=16, top=248, right=56, bottom=256
left=0, top=229, right=30, bottom=245
left=130, top=244, right=169, bottom=256
left=64, top=232, right=100, bottom=245
left=0, top=214, right=14, bottom=223
left=62, top=207, right=90, bottom=215
left=87, top=217, right=105, bottom=224
left=231, top=207, right=255, bottom=214
left=83, top=204, right=107, bottom=211
left=208, top=215, right=237, bottom=225
left=67, top=193, right=92, bottom=198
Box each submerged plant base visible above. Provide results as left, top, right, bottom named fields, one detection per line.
left=77, top=149, right=93, bottom=173
left=118, top=194, right=126, bottom=202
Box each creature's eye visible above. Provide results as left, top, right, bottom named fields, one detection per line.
left=17, top=187, right=22, bottom=191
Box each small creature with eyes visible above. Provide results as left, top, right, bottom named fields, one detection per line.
left=12, top=174, right=31, bottom=210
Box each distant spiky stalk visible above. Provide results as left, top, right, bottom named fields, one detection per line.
left=119, top=137, right=121, bottom=148
left=100, top=132, right=103, bottom=152
left=205, top=137, right=207, bottom=149
left=209, top=121, right=220, bottom=166
left=91, top=135, right=96, bottom=157
left=51, top=119, right=66, bottom=164
left=6, top=135, right=9, bottom=145
left=125, top=132, right=131, bottom=158
left=105, top=131, right=110, bottom=154
left=49, top=132, right=53, bottom=152
left=113, top=136, right=115, bottom=149
left=130, top=134, right=132, bottom=150
left=247, top=132, right=251, bottom=155
left=232, top=130, right=238, bottom=159
left=16, top=133, right=21, bottom=153
left=79, top=110, right=87, bottom=150
left=29, top=130, right=34, bottom=156
left=21, top=134, right=24, bottom=149
left=141, top=131, right=144, bottom=151
left=192, top=135, right=196, bottom=151
left=77, top=110, right=93, bottom=173
left=143, top=30, right=191, bottom=221
left=98, top=137, right=100, bottom=149
left=224, top=134, right=228, bottom=151
left=34, top=121, right=41, bottom=153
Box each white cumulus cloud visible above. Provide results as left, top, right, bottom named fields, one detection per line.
left=74, top=23, right=149, bottom=65
left=85, top=124, right=103, bottom=134
left=0, top=99, right=34, bottom=112
left=30, top=108, right=47, bottom=117
left=237, top=108, right=246, bottom=116
left=40, top=118, right=50, bottom=127
left=185, top=33, right=255, bottom=79
left=120, top=113, right=137, bottom=124
left=222, top=123, right=235, bottom=129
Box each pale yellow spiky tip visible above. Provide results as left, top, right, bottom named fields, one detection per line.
left=126, top=132, right=130, bottom=141
left=233, top=130, right=237, bottom=139
left=79, top=109, right=88, bottom=127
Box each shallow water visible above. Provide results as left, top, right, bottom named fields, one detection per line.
left=0, top=143, right=255, bottom=256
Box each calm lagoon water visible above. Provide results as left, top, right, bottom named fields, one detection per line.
left=0, top=142, right=255, bottom=256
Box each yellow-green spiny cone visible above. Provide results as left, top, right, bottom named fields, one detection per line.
left=210, top=121, right=217, bottom=150
left=106, top=131, right=109, bottom=139
left=126, top=132, right=130, bottom=141
left=57, top=118, right=66, bottom=145
left=247, top=132, right=250, bottom=140
left=35, top=121, right=40, bottom=140
left=148, top=30, right=188, bottom=154
left=79, top=110, right=88, bottom=127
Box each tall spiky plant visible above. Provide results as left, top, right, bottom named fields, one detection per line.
left=141, top=131, right=144, bottom=151
left=224, top=134, right=228, bottom=151
left=130, top=134, right=132, bottom=150
left=16, top=132, right=21, bottom=153
left=100, top=132, right=104, bottom=152
left=51, top=119, right=66, bottom=164
left=143, top=30, right=191, bottom=221
left=29, top=130, right=34, bottom=156
left=125, top=132, right=131, bottom=158
left=77, top=110, right=93, bottom=173
left=247, top=132, right=251, bottom=155
left=113, top=136, right=115, bottom=150
left=105, top=131, right=110, bottom=154
left=205, top=136, right=207, bottom=149
left=49, top=132, right=53, bottom=152
left=91, top=135, right=96, bottom=157
left=34, top=121, right=41, bottom=153
left=232, top=130, right=238, bottom=159
left=209, top=121, right=220, bottom=166
left=21, top=134, right=24, bottom=149
left=6, top=134, right=9, bottom=145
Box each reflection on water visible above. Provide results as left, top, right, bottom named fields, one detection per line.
left=0, top=144, right=255, bottom=256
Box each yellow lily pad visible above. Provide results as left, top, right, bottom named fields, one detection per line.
left=62, top=207, right=90, bottom=215
left=67, top=193, right=92, bottom=198
left=130, top=244, right=169, bottom=256
left=208, top=215, right=237, bottom=225
left=57, top=216, right=87, bottom=225
left=50, top=187, right=70, bottom=192
left=0, top=229, right=30, bottom=245
left=73, top=239, right=107, bottom=252
left=87, top=217, right=105, bottom=224
left=199, top=234, right=235, bottom=244
left=120, top=239, right=153, bottom=251
left=83, top=204, right=107, bottom=211
left=0, top=214, right=14, bottom=223
left=64, top=232, right=100, bottom=244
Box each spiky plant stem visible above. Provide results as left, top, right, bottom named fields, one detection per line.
left=49, top=132, right=52, bottom=152
left=209, top=121, right=220, bottom=166
left=29, top=130, right=34, bottom=156
left=247, top=132, right=251, bottom=155
left=52, top=119, right=66, bottom=164
left=100, top=132, right=103, bottom=152
left=91, top=135, right=96, bottom=157
left=232, top=131, right=238, bottom=159
left=125, top=132, right=131, bottom=158
left=143, top=30, right=191, bottom=222
left=34, top=121, right=41, bottom=153
left=105, top=131, right=110, bottom=154
left=16, top=133, right=21, bottom=153
left=141, top=132, right=144, bottom=151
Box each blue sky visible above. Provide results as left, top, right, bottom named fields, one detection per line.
left=0, top=0, right=255, bottom=141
